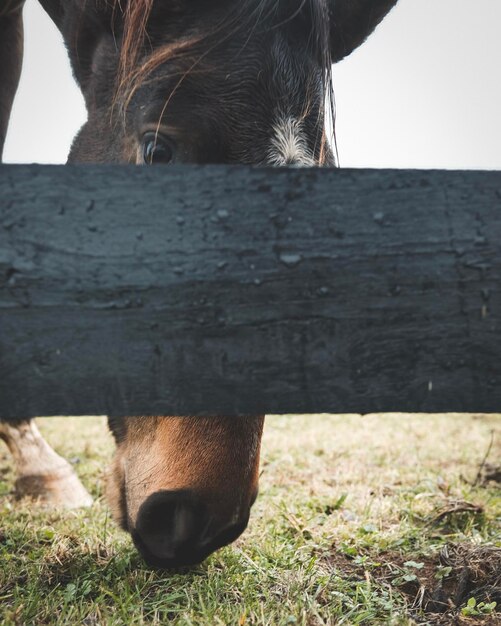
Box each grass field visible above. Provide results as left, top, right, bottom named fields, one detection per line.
left=1, top=414, right=500, bottom=625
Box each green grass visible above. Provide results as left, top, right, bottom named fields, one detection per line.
left=1, top=414, right=500, bottom=625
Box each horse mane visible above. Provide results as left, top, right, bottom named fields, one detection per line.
left=115, top=0, right=154, bottom=94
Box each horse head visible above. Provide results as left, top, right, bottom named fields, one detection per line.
left=106, top=416, right=264, bottom=567
left=39, top=0, right=397, bottom=567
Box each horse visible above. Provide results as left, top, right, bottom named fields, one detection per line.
left=0, top=0, right=398, bottom=568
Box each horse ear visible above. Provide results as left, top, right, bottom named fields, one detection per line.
left=328, top=0, right=398, bottom=63
left=39, top=1, right=120, bottom=94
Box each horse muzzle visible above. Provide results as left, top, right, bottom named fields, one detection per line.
left=130, top=489, right=251, bottom=568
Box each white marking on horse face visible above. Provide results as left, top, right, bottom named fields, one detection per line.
left=268, top=116, right=316, bottom=167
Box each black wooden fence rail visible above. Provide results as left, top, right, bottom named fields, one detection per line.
left=0, top=165, right=500, bottom=418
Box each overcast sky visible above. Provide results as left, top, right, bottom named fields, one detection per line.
left=3, top=0, right=501, bottom=169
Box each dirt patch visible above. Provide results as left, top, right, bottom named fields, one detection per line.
left=328, top=543, right=500, bottom=625
left=481, top=463, right=501, bottom=486
left=386, top=544, right=500, bottom=621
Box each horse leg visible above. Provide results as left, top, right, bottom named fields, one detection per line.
left=0, top=420, right=93, bottom=508
left=0, top=4, right=92, bottom=509
left=0, top=0, right=26, bottom=159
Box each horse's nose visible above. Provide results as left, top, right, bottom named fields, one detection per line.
left=132, top=490, right=249, bottom=568
left=133, top=490, right=206, bottom=566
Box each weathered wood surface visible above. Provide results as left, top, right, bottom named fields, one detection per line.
left=0, top=165, right=500, bottom=418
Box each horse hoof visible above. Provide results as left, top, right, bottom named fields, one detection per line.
left=14, top=465, right=93, bottom=509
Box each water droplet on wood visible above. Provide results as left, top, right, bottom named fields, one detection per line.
left=279, top=253, right=303, bottom=267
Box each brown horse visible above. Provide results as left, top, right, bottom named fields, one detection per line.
left=0, top=0, right=398, bottom=568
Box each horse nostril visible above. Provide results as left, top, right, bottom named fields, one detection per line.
left=134, top=490, right=207, bottom=565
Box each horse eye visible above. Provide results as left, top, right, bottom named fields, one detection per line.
left=141, top=133, right=175, bottom=165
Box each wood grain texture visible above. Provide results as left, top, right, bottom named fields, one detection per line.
left=0, top=165, right=500, bottom=418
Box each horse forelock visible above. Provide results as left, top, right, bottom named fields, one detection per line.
left=114, top=0, right=333, bottom=69
left=112, top=0, right=334, bottom=112
left=114, top=0, right=153, bottom=87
